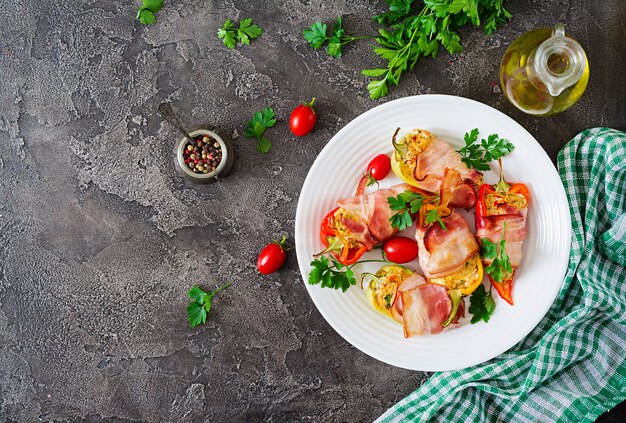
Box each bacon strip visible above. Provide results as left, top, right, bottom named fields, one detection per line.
left=413, top=138, right=482, bottom=208
left=337, top=184, right=410, bottom=244
left=476, top=210, right=527, bottom=268
left=339, top=215, right=377, bottom=249
left=391, top=273, right=426, bottom=323
left=415, top=213, right=479, bottom=278
left=391, top=274, right=464, bottom=335
left=401, top=284, right=451, bottom=337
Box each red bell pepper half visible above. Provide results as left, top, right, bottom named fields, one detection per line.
left=316, top=207, right=368, bottom=266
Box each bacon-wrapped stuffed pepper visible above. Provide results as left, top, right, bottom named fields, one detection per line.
left=391, top=128, right=483, bottom=208
left=475, top=160, right=530, bottom=305
left=414, top=207, right=483, bottom=326
left=361, top=266, right=464, bottom=337
left=317, top=184, right=412, bottom=265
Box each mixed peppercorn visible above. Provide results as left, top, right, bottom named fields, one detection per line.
left=183, top=135, right=223, bottom=174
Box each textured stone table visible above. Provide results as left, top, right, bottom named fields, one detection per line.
left=1, top=0, right=624, bottom=421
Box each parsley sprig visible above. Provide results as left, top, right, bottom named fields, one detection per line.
left=308, top=256, right=356, bottom=292
left=424, top=205, right=447, bottom=230
left=457, top=128, right=515, bottom=171
left=218, top=18, right=264, bottom=49
left=244, top=107, right=276, bottom=153
left=137, top=0, right=163, bottom=25
left=363, top=0, right=512, bottom=99
left=387, top=190, right=439, bottom=231
left=303, top=16, right=371, bottom=58
left=481, top=223, right=513, bottom=283
left=187, top=282, right=232, bottom=328
left=469, top=284, right=496, bottom=324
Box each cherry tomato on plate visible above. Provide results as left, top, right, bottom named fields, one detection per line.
left=367, top=154, right=391, bottom=182
left=356, top=153, right=392, bottom=193
left=383, top=236, right=418, bottom=264
left=257, top=236, right=287, bottom=274
left=289, top=98, right=317, bottom=136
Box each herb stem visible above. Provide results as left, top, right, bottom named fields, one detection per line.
left=211, top=281, right=233, bottom=295
left=348, top=259, right=398, bottom=269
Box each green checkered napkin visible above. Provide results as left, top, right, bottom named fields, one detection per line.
left=377, top=127, right=626, bottom=423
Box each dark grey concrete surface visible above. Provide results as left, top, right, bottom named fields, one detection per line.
left=0, top=0, right=624, bottom=422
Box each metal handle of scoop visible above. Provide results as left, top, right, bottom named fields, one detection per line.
left=158, top=102, right=198, bottom=148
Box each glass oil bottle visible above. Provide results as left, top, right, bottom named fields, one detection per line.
left=500, top=23, right=589, bottom=116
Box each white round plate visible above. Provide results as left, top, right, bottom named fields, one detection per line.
left=295, top=95, right=571, bottom=371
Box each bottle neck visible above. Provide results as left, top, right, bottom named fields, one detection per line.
left=532, top=23, right=587, bottom=97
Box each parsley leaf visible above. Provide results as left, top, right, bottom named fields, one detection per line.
left=218, top=18, right=263, bottom=49
left=217, top=20, right=237, bottom=49
left=138, top=9, right=155, bottom=25
left=469, top=284, right=496, bottom=324
left=142, top=0, right=163, bottom=11
left=238, top=18, right=264, bottom=45
left=308, top=256, right=357, bottom=292
left=481, top=224, right=513, bottom=283
left=303, top=22, right=328, bottom=49
left=457, top=128, right=515, bottom=171
left=303, top=16, right=369, bottom=58
left=388, top=190, right=439, bottom=231
left=186, top=282, right=233, bottom=328
left=425, top=207, right=446, bottom=230
left=482, top=133, right=516, bottom=162
left=136, top=0, right=163, bottom=25
left=244, top=107, right=276, bottom=154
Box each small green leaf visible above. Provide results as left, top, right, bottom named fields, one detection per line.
left=469, top=284, right=496, bottom=324
left=303, top=16, right=363, bottom=58
left=457, top=129, right=514, bottom=171
left=256, top=136, right=272, bottom=154
left=326, top=39, right=342, bottom=57
left=218, top=18, right=263, bottom=49
left=260, top=107, right=276, bottom=128
left=187, top=286, right=207, bottom=304
left=142, top=0, right=163, bottom=12
left=367, top=79, right=389, bottom=99
left=308, top=264, right=324, bottom=285
left=186, top=283, right=232, bottom=328
left=138, top=8, right=155, bottom=25
left=187, top=301, right=207, bottom=327
left=308, top=257, right=357, bottom=291
left=362, top=68, right=388, bottom=77
left=481, top=226, right=513, bottom=283
left=238, top=18, right=264, bottom=40
left=303, top=22, right=328, bottom=49
left=238, top=30, right=250, bottom=45
left=480, top=238, right=498, bottom=261
left=244, top=107, right=276, bottom=154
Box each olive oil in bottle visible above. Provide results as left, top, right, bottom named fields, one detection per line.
left=500, top=23, right=589, bottom=116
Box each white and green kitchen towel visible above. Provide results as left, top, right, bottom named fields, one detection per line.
left=377, top=127, right=626, bottom=423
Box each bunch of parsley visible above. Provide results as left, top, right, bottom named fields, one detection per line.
left=363, top=0, right=512, bottom=98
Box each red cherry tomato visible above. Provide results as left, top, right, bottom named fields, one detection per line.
left=367, top=154, right=391, bottom=181
left=383, top=236, right=418, bottom=264
left=289, top=98, right=317, bottom=136
left=257, top=237, right=287, bottom=274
